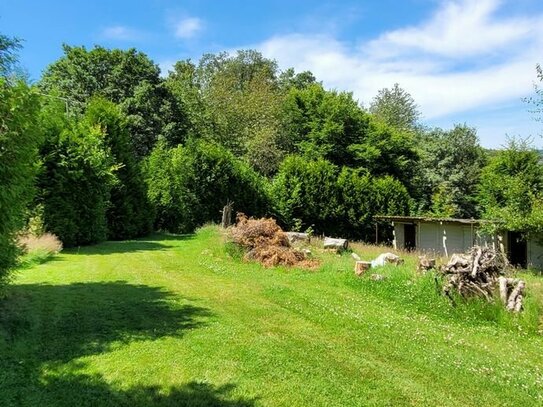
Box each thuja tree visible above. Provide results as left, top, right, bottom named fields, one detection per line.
left=146, top=140, right=269, bottom=233
left=37, top=102, right=116, bottom=247
left=84, top=99, right=154, bottom=239
left=0, top=78, right=42, bottom=288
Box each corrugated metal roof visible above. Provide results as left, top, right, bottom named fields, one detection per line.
left=374, top=215, right=493, bottom=226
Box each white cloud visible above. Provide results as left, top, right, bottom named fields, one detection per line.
left=101, top=25, right=140, bottom=41
left=368, top=0, right=534, bottom=59
left=252, top=0, right=543, bottom=122
left=174, top=17, right=203, bottom=39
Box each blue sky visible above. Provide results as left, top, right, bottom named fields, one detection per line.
left=2, top=0, right=542, bottom=147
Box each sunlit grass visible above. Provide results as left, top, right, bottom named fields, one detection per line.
left=1, top=225, right=542, bottom=406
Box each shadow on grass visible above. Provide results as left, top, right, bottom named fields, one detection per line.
left=0, top=281, right=248, bottom=406
left=64, top=234, right=195, bottom=256
left=27, top=374, right=256, bottom=407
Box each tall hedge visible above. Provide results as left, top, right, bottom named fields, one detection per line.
left=38, top=102, right=115, bottom=247
left=271, top=156, right=340, bottom=234
left=146, top=140, right=269, bottom=233
left=0, top=79, right=41, bottom=286
left=271, top=156, right=411, bottom=240
left=84, top=99, right=153, bottom=239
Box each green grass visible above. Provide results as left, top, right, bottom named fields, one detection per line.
left=1, top=226, right=543, bottom=406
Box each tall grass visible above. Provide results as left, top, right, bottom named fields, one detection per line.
left=311, top=239, right=542, bottom=335
left=17, top=232, right=62, bottom=267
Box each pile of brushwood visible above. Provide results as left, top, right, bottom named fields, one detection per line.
left=441, top=246, right=526, bottom=312
left=229, top=214, right=318, bottom=268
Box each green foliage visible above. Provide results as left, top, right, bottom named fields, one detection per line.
left=40, top=45, right=187, bottom=157
left=337, top=168, right=411, bottom=240
left=281, top=84, right=366, bottom=166
left=281, top=84, right=418, bottom=193
left=84, top=99, right=154, bottom=239
left=272, top=156, right=411, bottom=239
left=146, top=141, right=269, bottom=232
left=271, top=156, right=340, bottom=234
left=37, top=101, right=116, bottom=247
left=0, top=79, right=42, bottom=287
left=0, top=33, right=22, bottom=78
left=479, top=139, right=543, bottom=234
left=415, top=124, right=486, bottom=218
left=195, top=51, right=285, bottom=174
left=369, top=83, right=421, bottom=132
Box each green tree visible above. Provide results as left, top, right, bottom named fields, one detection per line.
left=37, top=102, right=116, bottom=247
left=0, top=78, right=42, bottom=287
left=0, top=33, right=22, bottom=78
left=40, top=45, right=187, bottom=157
left=415, top=125, right=486, bottom=218
left=271, top=156, right=340, bottom=234
left=179, top=50, right=285, bottom=175
left=281, top=83, right=418, bottom=190
left=84, top=99, right=154, bottom=239
left=146, top=141, right=269, bottom=233
left=478, top=139, right=543, bottom=234
left=369, top=83, right=421, bottom=132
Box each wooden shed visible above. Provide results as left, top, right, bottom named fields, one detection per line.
left=375, top=216, right=543, bottom=269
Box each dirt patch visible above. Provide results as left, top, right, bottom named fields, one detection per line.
left=229, top=214, right=318, bottom=268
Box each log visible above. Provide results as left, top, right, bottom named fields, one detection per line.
left=507, top=280, right=525, bottom=312
left=498, top=276, right=508, bottom=304
left=471, top=247, right=482, bottom=278
left=354, top=261, right=371, bottom=276
left=351, top=253, right=361, bottom=261
left=324, top=237, right=348, bottom=251
left=286, top=232, right=310, bottom=244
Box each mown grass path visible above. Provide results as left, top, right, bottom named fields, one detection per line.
left=1, top=227, right=543, bottom=406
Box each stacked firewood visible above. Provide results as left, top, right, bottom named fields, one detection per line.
left=441, top=246, right=525, bottom=312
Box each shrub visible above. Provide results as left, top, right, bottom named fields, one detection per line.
left=18, top=232, right=63, bottom=255
left=271, top=156, right=411, bottom=241
left=270, top=155, right=340, bottom=234
left=17, top=232, right=62, bottom=267
left=84, top=98, right=154, bottom=239
left=0, top=79, right=42, bottom=288
left=146, top=141, right=270, bottom=233
left=37, top=101, right=116, bottom=247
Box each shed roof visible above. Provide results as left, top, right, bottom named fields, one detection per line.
left=374, top=215, right=493, bottom=226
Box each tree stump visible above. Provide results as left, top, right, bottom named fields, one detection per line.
left=221, top=201, right=234, bottom=228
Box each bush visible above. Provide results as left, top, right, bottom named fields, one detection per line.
left=146, top=140, right=270, bottom=233
left=271, top=156, right=340, bottom=234
left=0, top=79, right=42, bottom=288
left=37, top=102, right=116, bottom=247
left=84, top=99, right=154, bottom=239
left=271, top=156, right=411, bottom=240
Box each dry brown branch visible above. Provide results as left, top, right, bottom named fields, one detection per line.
left=229, top=213, right=318, bottom=268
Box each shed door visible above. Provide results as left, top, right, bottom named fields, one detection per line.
left=508, top=231, right=527, bottom=268
left=404, top=224, right=416, bottom=251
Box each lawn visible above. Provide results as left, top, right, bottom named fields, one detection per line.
left=1, top=226, right=543, bottom=406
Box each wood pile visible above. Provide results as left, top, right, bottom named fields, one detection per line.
left=441, top=246, right=524, bottom=312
